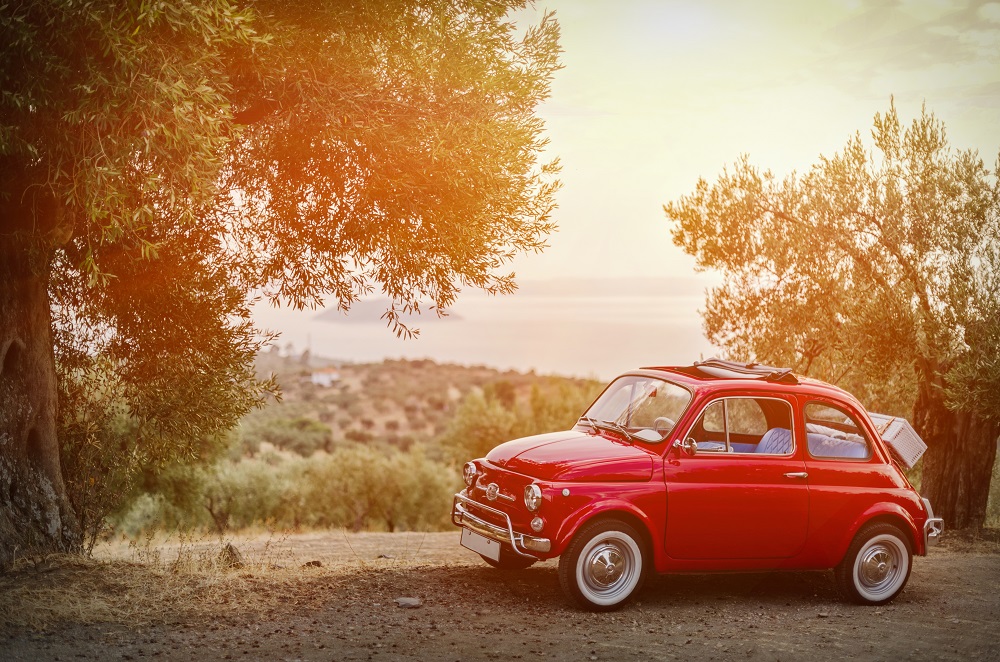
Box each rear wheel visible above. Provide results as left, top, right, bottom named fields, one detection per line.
left=480, top=545, right=536, bottom=570
left=558, top=518, right=647, bottom=611
left=835, top=522, right=912, bottom=605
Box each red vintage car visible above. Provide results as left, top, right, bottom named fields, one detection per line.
left=452, top=359, right=944, bottom=611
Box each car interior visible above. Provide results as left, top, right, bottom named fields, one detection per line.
left=684, top=397, right=871, bottom=459
left=804, top=402, right=871, bottom=459
left=687, top=397, right=795, bottom=454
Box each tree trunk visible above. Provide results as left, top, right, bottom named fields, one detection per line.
left=205, top=496, right=230, bottom=535
left=0, top=239, right=80, bottom=568
left=914, top=370, right=999, bottom=531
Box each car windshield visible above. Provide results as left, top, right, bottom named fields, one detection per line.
left=581, top=375, right=691, bottom=434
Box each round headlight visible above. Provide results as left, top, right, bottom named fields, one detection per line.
left=523, top=484, right=542, bottom=512
left=463, top=462, right=478, bottom=486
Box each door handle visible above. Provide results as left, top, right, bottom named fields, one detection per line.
left=784, top=472, right=808, bottom=479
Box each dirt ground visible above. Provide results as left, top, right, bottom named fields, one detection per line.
left=2, top=531, right=999, bottom=662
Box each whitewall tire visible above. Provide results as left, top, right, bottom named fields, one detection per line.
left=558, top=519, right=647, bottom=611
left=836, top=522, right=912, bottom=605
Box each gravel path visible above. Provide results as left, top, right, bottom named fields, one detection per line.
left=2, top=532, right=998, bottom=661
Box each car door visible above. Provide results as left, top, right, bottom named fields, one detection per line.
left=797, top=397, right=890, bottom=564
left=664, top=394, right=810, bottom=560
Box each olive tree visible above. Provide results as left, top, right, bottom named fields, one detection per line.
left=665, top=102, right=1000, bottom=529
left=0, top=0, right=560, bottom=563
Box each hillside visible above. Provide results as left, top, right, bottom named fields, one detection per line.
left=112, top=352, right=604, bottom=536
left=240, top=349, right=601, bottom=458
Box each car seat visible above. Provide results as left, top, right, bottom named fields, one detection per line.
left=755, top=427, right=792, bottom=454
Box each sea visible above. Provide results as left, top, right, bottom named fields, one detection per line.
left=251, top=278, right=719, bottom=381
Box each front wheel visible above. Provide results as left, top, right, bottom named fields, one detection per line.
left=835, top=522, right=912, bottom=605
left=558, top=519, right=647, bottom=611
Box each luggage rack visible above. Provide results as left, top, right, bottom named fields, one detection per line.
left=660, top=358, right=799, bottom=384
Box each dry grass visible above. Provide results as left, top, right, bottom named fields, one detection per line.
left=0, top=539, right=338, bottom=633
left=0, top=530, right=464, bottom=634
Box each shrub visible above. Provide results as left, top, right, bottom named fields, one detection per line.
left=344, top=429, right=373, bottom=443
left=300, top=445, right=458, bottom=531
left=438, top=378, right=602, bottom=463
left=239, top=416, right=333, bottom=456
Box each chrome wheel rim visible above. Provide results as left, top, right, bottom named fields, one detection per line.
left=576, top=532, right=641, bottom=606
left=852, top=534, right=908, bottom=601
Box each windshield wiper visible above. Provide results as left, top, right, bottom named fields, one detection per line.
left=581, top=416, right=635, bottom=443
left=602, top=419, right=636, bottom=443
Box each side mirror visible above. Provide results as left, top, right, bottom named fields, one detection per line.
left=673, top=437, right=698, bottom=456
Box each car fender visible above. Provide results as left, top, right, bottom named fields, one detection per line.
left=549, top=497, right=663, bottom=563
left=837, top=501, right=923, bottom=562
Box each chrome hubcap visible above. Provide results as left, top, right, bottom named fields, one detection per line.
left=588, top=545, right=625, bottom=586
left=858, top=543, right=899, bottom=590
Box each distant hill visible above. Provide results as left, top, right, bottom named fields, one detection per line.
left=241, top=350, right=600, bottom=458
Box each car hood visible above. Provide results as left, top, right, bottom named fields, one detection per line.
left=485, top=429, right=654, bottom=482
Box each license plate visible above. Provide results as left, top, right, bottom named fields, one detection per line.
left=461, top=527, right=500, bottom=561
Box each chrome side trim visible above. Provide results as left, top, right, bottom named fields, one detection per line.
left=922, top=497, right=944, bottom=551
left=452, top=491, right=550, bottom=557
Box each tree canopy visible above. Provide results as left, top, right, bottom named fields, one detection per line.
left=0, top=0, right=561, bottom=560
left=665, top=102, right=1000, bottom=528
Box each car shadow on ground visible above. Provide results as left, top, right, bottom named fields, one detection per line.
left=397, top=563, right=853, bottom=613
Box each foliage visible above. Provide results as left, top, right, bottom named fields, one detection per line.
left=438, top=390, right=519, bottom=464
left=665, top=101, right=1000, bottom=527
left=116, top=443, right=458, bottom=534
left=56, top=367, right=141, bottom=553
left=233, top=357, right=585, bottom=461
left=303, top=445, right=456, bottom=532
left=237, top=416, right=333, bottom=457
left=665, top=101, right=1000, bottom=414
left=53, top=280, right=266, bottom=550
left=114, top=364, right=603, bottom=536
left=0, top=0, right=561, bottom=547
left=439, top=378, right=603, bottom=463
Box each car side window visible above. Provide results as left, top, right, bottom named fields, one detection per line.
left=726, top=398, right=767, bottom=436
left=688, top=397, right=794, bottom=455
left=702, top=401, right=724, bottom=433
left=805, top=402, right=872, bottom=460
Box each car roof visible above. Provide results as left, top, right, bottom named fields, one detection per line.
left=634, top=359, right=859, bottom=404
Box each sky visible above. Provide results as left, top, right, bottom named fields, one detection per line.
left=256, top=0, right=1000, bottom=377
left=508, top=0, right=1000, bottom=282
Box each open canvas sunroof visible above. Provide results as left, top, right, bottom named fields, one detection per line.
left=665, top=358, right=799, bottom=384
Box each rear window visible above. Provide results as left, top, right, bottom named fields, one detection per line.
left=805, top=402, right=872, bottom=460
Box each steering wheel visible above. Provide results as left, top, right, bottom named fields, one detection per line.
left=653, top=416, right=676, bottom=433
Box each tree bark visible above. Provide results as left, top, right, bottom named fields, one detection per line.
left=0, top=238, right=80, bottom=568
left=914, top=370, right=1000, bottom=530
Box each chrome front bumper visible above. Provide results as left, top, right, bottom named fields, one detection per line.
left=922, top=497, right=944, bottom=551
left=452, top=491, right=551, bottom=558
